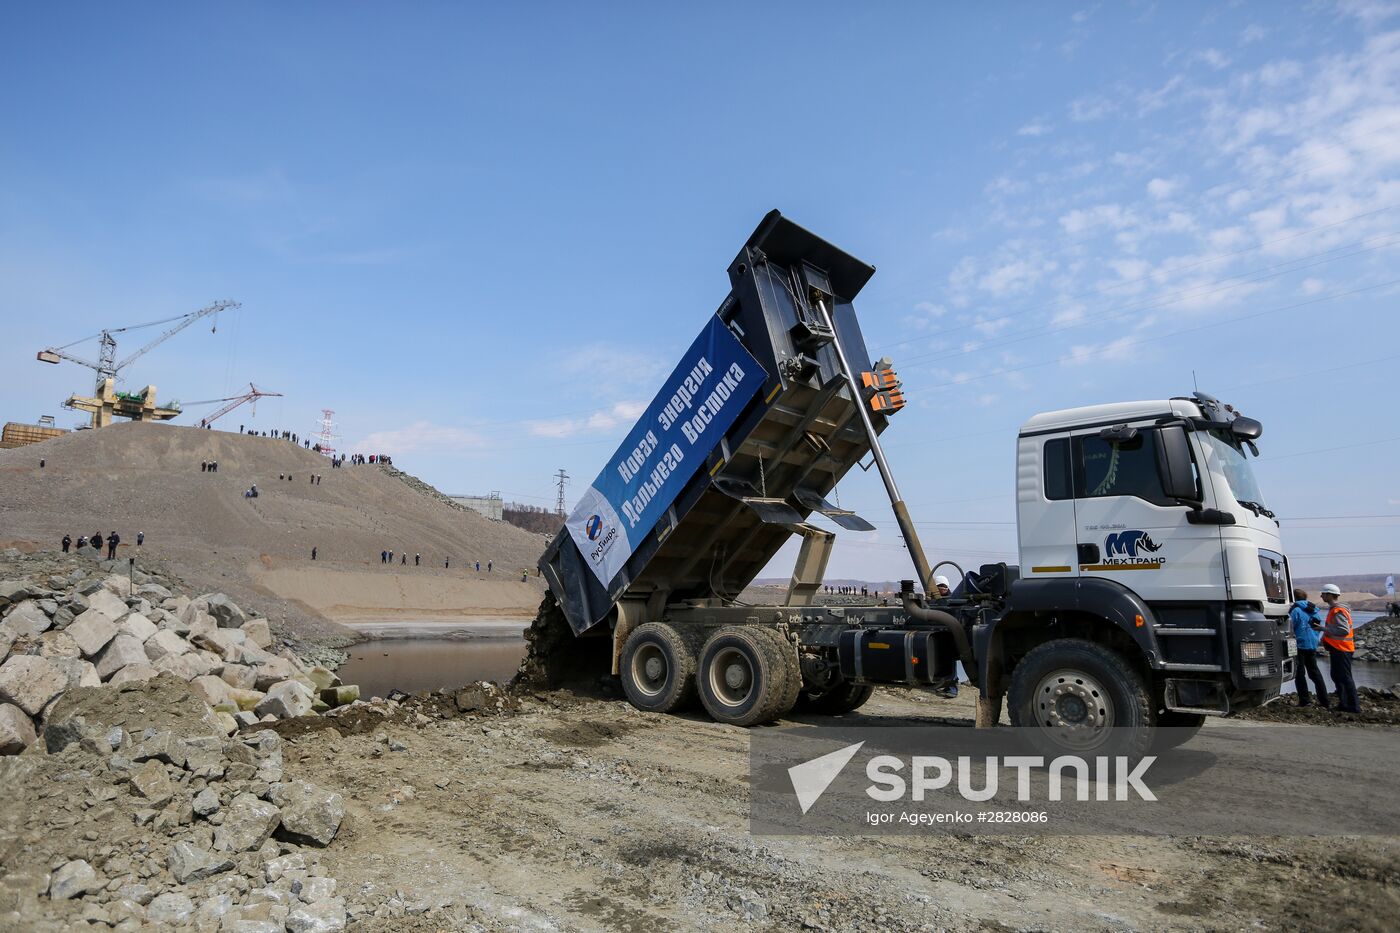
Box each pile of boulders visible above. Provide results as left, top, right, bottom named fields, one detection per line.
left=0, top=678, right=349, bottom=931
left=1354, top=616, right=1400, bottom=664
left=0, top=560, right=360, bottom=755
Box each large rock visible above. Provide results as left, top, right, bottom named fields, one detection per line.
left=252, top=657, right=298, bottom=690
left=193, top=627, right=245, bottom=661
left=242, top=618, right=273, bottom=649
left=0, top=656, right=68, bottom=716
left=116, top=612, right=158, bottom=643
left=0, top=627, right=14, bottom=664
left=268, top=781, right=344, bottom=846
left=213, top=793, right=282, bottom=853
left=2, top=600, right=52, bottom=638
left=67, top=609, right=119, bottom=657
left=152, top=653, right=204, bottom=680
left=255, top=680, right=313, bottom=720
left=286, top=898, right=347, bottom=933
left=167, top=840, right=234, bottom=883
left=190, top=674, right=232, bottom=708
left=48, top=858, right=98, bottom=900
left=0, top=702, right=35, bottom=754
left=204, top=594, right=247, bottom=629
left=41, top=713, right=111, bottom=755
left=129, top=758, right=174, bottom=807
left=146, top=892, right=196, bottom=925
left=144, top=629, right=191, bottom=661
left=49, top=658, right=101, bottom=690
left=83, top=588, right=130, bottom=620
left=108, top=663, right=159, bottom=686
left=226, top=688, right=265, bottom=712
left=0, top=580, right=35, bottom=606
left=220, top=663, right=257, bottom=690
left=37, top=630, right=81, bottom=659
left=93, top=634, right=149, bottom=680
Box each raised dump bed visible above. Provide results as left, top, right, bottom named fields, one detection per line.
left=540, top=211, right=898, bottom=636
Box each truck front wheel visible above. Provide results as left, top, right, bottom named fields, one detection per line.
left=620, top=622, right=697, bottom=713
left=697, top=627, right=789, bottom=726
left=1008, top=638, right=1154, bottom=758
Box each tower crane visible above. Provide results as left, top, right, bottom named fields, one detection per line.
left=184, top=384, right=283, bottom=428
left=36, top=301, right=240, bottom=428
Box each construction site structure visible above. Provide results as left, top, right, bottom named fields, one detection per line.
left=313, top=409, right=339, bottom=455
left=64, top=379, right=181, bottom=428
left=1, top=422, right=68, bottom=450
left=185, top=383, right=283, bottom=428
left=37, top=300, right=239, bottom=429
left=449, top=493, right=504, bottom=521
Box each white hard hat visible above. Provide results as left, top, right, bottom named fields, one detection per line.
left=1321, top=583, right=1342, bottom=596
left=934, top=575, right=951, bottom=588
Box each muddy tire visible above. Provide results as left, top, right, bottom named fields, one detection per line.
left=796, top=682, right=876, bottom=716
left=1152, top=711, right=1206, bottom=751
left=757, top=629, right=802, bottom=719
left=1008, top=638, right=1154, bottom=759
left=697, top=627, right=789, bottom=726
left=620, top=622, right=697, bottom=713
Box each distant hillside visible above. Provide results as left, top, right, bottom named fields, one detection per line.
left=0, top=422, right=548, bottom=640
left=504, top=503, right=564, bottom=536
left=1294, top=573, right=1395, bottom=596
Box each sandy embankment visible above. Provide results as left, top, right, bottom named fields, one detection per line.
left=251, top=564, right=541, bottom=624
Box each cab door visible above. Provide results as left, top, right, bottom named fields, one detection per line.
left=1015, top=433, right=1079, bottom=581
left=1070, top=424, right=1225, bottom=604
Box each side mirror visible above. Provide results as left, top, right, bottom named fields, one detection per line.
left=1155, top=425, right=1200, bottom=502
left=1231, top=416, right=1263, bottom=440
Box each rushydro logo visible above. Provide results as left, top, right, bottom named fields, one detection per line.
left=584, top=514, right=604, bottom=541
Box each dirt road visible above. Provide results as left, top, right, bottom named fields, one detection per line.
left=279, top=687, right=1399, bottom=931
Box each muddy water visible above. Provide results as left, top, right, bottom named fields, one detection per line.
left=337, top=618, right=528, bottom=698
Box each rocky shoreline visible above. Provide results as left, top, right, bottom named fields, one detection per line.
left=1355, top=615, right=1400, bottom=664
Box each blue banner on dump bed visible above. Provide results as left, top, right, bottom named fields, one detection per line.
left=566, top=316, right=764, bottom=588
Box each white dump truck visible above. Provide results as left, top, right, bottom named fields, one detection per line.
left=539, top=211, right=1294, bottom=755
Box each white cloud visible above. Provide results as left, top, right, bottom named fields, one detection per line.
left=1192, top=48, right=1231, bottom=71
left=356, top=421, right=486, bottom=454
left=1064, top=336, right=1136, bottom=366
left=1301, top=277, right=1327, bottom=295
left=1059, top=203, right=1136, bottom=235
left=1337, top=0, right=1400, bottom=27
left=1017, top=119, right=1054, bottom=137
left=527, top=401, right=647, bottom=439
left=1069, top=95, right=1114, bottom=121
left=1146, top=177, right=1179, bottom=200
left=1240, top=24, right=1267, bottom=45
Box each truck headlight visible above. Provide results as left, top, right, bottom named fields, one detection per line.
left=1243, top=661, right=1273, bottom=679
left=1241, top=641, right=1270, bottom=661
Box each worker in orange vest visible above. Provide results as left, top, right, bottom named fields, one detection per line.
left=1319, top=583, right=1360, bottom=714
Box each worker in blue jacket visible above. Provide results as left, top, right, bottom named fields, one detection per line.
left=1289, top=587, right=1329, bottom=708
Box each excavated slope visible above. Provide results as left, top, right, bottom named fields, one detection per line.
left=0, top=422, right=548, bottom=640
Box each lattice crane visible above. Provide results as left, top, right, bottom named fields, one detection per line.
left=184, top=383, right=283, bottom=428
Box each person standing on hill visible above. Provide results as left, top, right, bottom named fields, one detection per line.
left=475, top=561, right=480, bottom=572
left=414, top=553, right=420, bottom=566
left=401, top=553, right=406, bottom=565
left=137, top=531, right=144, bottom=547
left=487, top=560, right=493, bottom=573
left=106, top=531, right=119, bottom=560
left=92, top=531, right=103, bottom=551
left=381, top=550, right=387, bottom=564
left=1320, top=584, right=1360, bottom=714
left=201, top=460, right=207, bottom=472
left=1289, top=588, right=1329, bottom=708
left=311, top=546, right=317, bottom=561
left=77, top=535, right=87, bottom=549
left=62, top=534, right=71, bottom=553
left=445, top=556, right=450, bottom=569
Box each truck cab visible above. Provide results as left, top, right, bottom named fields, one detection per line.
left=984, top=391, right=1294, bottom=748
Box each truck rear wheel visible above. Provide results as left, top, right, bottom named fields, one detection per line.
left=697, top=627, right=789, bottom=726
left=757, top=628, right=802, bottom=718
left=796, top=682, right=875, bottom=716
left=1008, top=638, right=1154, bottom=758
left=620, top=622, right=697, bottom=714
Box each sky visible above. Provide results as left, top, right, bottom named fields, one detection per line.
left=3, top=1, right=1398, bottom=582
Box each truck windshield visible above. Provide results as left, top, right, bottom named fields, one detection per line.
left=1202, top=429, right=1266, bottom=510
